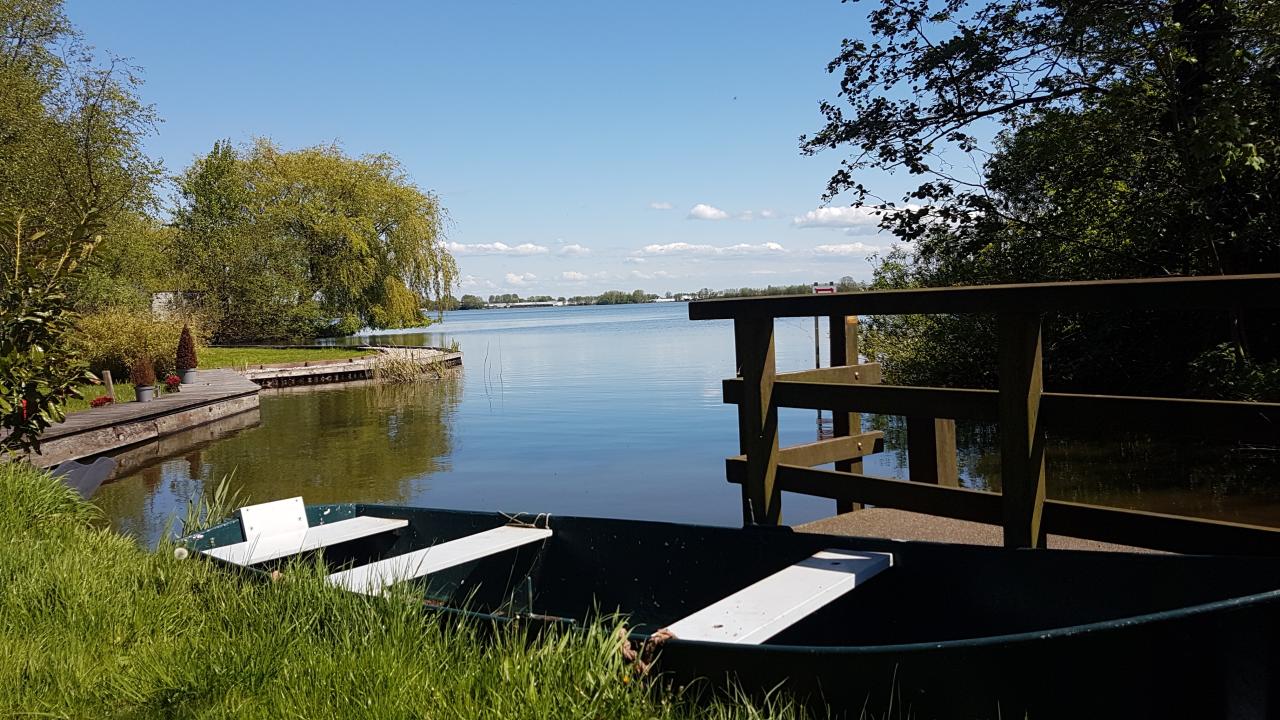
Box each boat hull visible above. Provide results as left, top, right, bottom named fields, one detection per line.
left=184, top=504, right=1280, bottom=718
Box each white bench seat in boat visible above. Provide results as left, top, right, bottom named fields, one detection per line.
left=664, top=548, right=892, bottom=644
left=201, top=497, right=407, bottom=566
left=328, top=525, right=553, bottom=596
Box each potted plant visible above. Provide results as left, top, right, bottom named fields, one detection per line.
left=177, top=324, right=199, bottom=384
left=131, top=355, right=156, bottom=403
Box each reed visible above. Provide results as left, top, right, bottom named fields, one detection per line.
left=371, top=353, right=427, bottom=383
left=0, top=464, right=837, bottom=719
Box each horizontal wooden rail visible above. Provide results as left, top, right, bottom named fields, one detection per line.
left=1039, top=501, right=1280, bottom=556
left=689, top=273, right=1280, bottom=320
left=769, top=363, right=882, bottom=385
left=1039, top=393, right=1280, bottom=444
left=723, top=380, right=1000, bottom=420
left=727, top=459, right=1002, bottom=524
left=727, top=460, right=1280, bottom=556
left=722, top=381, right=1280, bottom=444
left=731, top=432, right=885, bottom=468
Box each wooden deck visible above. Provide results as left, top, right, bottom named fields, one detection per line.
left=798, top=508, right=1157, bottom=553
left=237, top=347, right=461, bottom=387
left=30, top=369, right=260, bottom=469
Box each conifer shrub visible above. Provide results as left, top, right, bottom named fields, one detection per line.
left=176, top=324, right=198, bottom=372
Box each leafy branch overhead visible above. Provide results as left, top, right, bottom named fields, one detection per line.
left=807, top=0, right=1279, bottom=397
left=803, top=0, right=1279, bottom=269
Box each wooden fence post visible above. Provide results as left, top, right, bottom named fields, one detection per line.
left=102, top=370, right=116, bottom=402
left=734, top=317, right=781, bottom=525
left=829, top=315, right=862, bottom=513
left=906, top=417, right=959, bottom=486
left=998, top=312, right=1047, bottom=548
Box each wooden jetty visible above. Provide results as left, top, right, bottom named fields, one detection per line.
left=690, top=273, right=1280, bottom=555
left=29, top=369, right=260, bottom=469
left=236, top=346, right=461, bottom=388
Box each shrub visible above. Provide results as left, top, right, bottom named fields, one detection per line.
left=129, top=355, right=156, bottom=388
left=176, top=324, right=198, bottom=372
left=165, top=374, right=181, bottom=391
left=72, top=307, right=207, bottom=379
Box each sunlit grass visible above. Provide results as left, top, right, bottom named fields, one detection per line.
left=0, top=464, right=824, bottom=719
left=202, top=346, right=377, bottom=370
left=60, top=382, right=138, bottom=413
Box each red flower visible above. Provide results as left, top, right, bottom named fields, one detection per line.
left=164, top=374, right=181, bottom=391
left=90, top=396, right=114, bottom=408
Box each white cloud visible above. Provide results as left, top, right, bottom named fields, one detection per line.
left=622, top=257, right=646, bottom=264
left=458, top=274, right=497, bottom=290
left=638, top=241, right=788, bottom=257
left=629, top=270, right=674, bottom=280
left=759, top=209, right=777, bottom=219
left=560, top=271, right=588, bottom=281
left=687, top=203, right=729, bottom=221
left=557, top=243, right=590, bottom=256
left=649, top=201, right=673, bottom=210
left=791, top=206, right=907, bottom=232
left=447, top=241, right=549, bottom=256
left=812, top=242, right=882, bottom=256
left=737, top=211, right=755, bottom=221
left=749, top=269, right=778, bottom=275
left=504, top=272, right=537, bottom=286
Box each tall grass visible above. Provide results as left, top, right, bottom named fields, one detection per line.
left=0, top=463, right=826, bottom=719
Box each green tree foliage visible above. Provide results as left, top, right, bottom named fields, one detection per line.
left=72, top=211, right=176, bottom=311
left=175, top=140, right=456, bottom=342
left=0, top=0, right=160, bottom=245
left=458, top=294, right=486, bottom=309
left=0, top=211, right=101, bottom=454
left=0, top=0, right=161, bottom=452
left=805, top=0, right=1280, bottom=396
left=594, top=289, right=651, bottom=305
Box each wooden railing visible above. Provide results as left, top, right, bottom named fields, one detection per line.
left=689, top=274, right=1280, bottom=555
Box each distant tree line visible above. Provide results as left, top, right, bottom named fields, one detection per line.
left=445, top=279, right=867, bottom=310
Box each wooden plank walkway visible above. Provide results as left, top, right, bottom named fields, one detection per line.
left=30, top=369, right=260, bottom=468
left=238, top=347, right=461, bottom=387
left=798, top=508, right=1157, bottom=553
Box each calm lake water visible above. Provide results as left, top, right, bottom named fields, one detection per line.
left=94, top=302, right=1280, bottom=544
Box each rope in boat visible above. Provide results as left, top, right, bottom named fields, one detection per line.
left=500, top=511, right=552, bottom=530
left=617, top=626, right=674, bottom=675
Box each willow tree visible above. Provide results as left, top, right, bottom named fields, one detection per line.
left=175, top=140, right=456, bottom=341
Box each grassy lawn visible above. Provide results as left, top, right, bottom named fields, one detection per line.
left=202, top=346, right=378, bottom=369
left=61, top=382, right=139, bottom=414
left=0, top=464, right=808, bottom=719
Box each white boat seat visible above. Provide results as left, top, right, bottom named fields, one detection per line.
left=663, top=548, right=892, bottom=644
left=201, top=497, right=408, bottom=566
left=328, top=525, right=553, bottom=596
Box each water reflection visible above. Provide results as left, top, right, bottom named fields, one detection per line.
left=872, top=416, right=1280, bottom=526
left=94, top=377, right=460, bottom=543
left=91, top=303, right=1280, bottom=545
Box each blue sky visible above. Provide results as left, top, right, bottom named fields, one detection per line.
left=68, top=0, right=914, bottom=297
